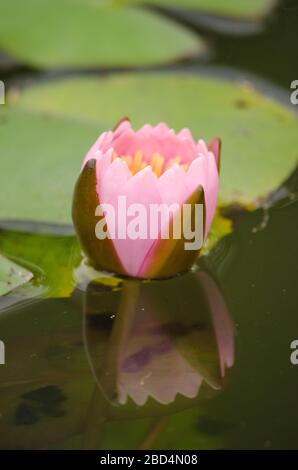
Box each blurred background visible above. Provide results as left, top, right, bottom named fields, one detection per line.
left=0, top=0, right=298, bottom=224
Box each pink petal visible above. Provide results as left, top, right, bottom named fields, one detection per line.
left=95, top=149, right=113, bottom=201
left=178, top=128, right=194, bottom=141
left=99, top=166, right=163, bottom=277
left=152, top=122, right=171, bottom=137
left=186, top=153, right=219, bottom=237
left=157, top=164, right=188, bottom=207
left=112, top=119, right=132, bottom=138
left=99, top=157, right=131, bottom=204
left=197, top=138, right=209, bottom=155
left=111, top=123, right=199, bottom=164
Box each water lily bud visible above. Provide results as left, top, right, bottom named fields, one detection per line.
left=72, top=119, right=220, bottom=279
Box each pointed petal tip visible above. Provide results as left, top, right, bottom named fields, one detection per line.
left=81, top=156, right=96, bottom=172
left=113, top=116, right=131, bottom=132
left=178, top=127, right=193, bottom=141
left=86, top=158, right=95, bottom=169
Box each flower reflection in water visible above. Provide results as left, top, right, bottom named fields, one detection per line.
left=119, top=305, right=204, bottom=406
left=83, top=269, right=234, bottom=410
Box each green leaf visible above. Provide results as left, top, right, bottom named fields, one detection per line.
left=0, top=254, right=33, bottom=296
left=0, top=107, right=98, bottom=223
left=116, top=0, right=277, bottom=19
left=0, top=0, right=201, bottom=69
left=3, top=73, right=297, bottom=224
left=0, top=230, right=81, bottom=297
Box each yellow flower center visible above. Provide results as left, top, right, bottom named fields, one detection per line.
left=112, top=150, right=189, bottom=177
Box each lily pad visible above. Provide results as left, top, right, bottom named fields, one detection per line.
left=0, top=254, right=33, bottom=296
left=0, top=230, right=81, bottom=297
left=0, top=107, right=98, bottom=223
left=117, top=0, right=277, bottom=19
left=0, top=0, right=201, bottom=69
left=2, top=73, right=297, bottom=224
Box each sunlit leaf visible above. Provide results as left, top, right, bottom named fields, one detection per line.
left=0, top=0, right=202, bottom=68
left=0, top=230, right=80, bottom=297
left=0, top=254, right=33, bottom=296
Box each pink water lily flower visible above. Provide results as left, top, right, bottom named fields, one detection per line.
left=72, top=119, right=220, bottom=279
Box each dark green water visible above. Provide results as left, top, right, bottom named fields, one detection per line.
left=0, top=191, right=297, bottom=449
left=0, top=0, right=298, bottom=450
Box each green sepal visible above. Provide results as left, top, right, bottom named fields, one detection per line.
left=72, top=159, right=126, bottom=276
